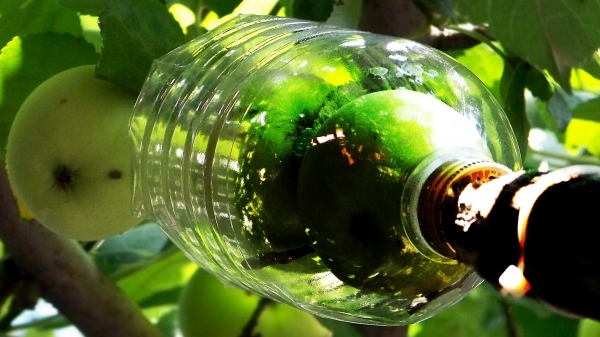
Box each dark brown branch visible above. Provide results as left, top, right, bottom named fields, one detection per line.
left=0, top=167, right=164, bottom=337
left=358, top=0, right=482, bottom=51
left=359, top=0, right=428, bottom=38
left=422, top=28, right=482, bottom=51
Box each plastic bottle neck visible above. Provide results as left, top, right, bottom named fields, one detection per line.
left=401, top=148, right=513, bottom=264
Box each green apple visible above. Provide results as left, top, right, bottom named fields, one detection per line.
left=178, top=268, right=261, bottom=337
left=236, top=71, right=363, bottom=254
left=298, top=89, right=485, bottom=296
left=5, top=65, right=142, bottom=241
left=178, top=268, right=331, bottom=337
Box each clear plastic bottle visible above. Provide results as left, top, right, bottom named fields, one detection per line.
left=130, top=14, right=521, bottom=325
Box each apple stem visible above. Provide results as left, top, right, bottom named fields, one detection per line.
left=0, top=167, right=165, bottom=337
left=238, top=297, right=273, bottom=337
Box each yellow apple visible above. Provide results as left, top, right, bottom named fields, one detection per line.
left=5, top=65, right=142, bottom=241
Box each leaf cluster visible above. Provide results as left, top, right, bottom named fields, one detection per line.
left=0, top=0, right=600, bottom=336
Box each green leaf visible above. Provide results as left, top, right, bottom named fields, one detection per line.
left=138, top=286, right=183, bottom=308
left=279, top=0, right=295, bottom=16
left=117, top=251, right=197, bottom=303
left=547, top=87, right=572, bottom=132
left=525, top=67, right=554, bottom=102
left=155, top=309, right=179, bottom=337
left=450, top=43, right=504, bottom=100
left=408, top=283, right=510, bottom=337
left=97, top=0, right=185, bottom=93
left=325, top=0, right=362, bottom=29
left=582, top=50, right=600, bottom=80
left=204, top=0, right=242, bottom=17
left=0, top=33, right=98, bottom=160
left=293, top=0, right=334, bottom=21
left=453, top=0, right=490, bottom=24
left=57, top=0, right=107, bottom=16
left=93, top=223, right=170, bottom=266
left=500, top=58, right=530, bottom=160
left=565, top=96, right=600, bottom=155
left=507, top=297, right=579, bottom=337
left=573, top=97, right=600, bottom=123
left=0, top=0, right=82, bottom=51
left=417, top=0, right=454, bottom=17
left=571, top=68, right=600, bottom=94
left=487, top=0, right=600, bottom=91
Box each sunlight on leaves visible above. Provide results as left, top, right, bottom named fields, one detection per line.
left=0, top=0, right=81, bottom=52
left=117, top=251, right=197, bottom=304
left=488, top=0, right=600, bottom=91
left=0, top=33, right=98, bottom=160
left=565, top=97, right=600, bottom=156
left=97, top=0, right=185, bottom=93
left=201, top=0, right=279, bottom=30
left=454, top=0, right=600, bottom=92
left=571, top=68, right=600, bottom=94
left=450, top=43, right=503, bottom=100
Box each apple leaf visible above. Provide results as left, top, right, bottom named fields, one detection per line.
left=279, top=0, right=295, bottom=16
left=454, top=0, right=600, bottom=92
left=408, top=283, right=510, bottom=337
left=325, top=0, right=362, bottom=29
left=137, top=286, right=182, bottom=308
left=565, top=97, right=600, bottom=155
left=92, top=223, right=171, bottom=265
left=507, top=297, right=579, bottom=337
left=500, top=58, right=530, bottom=159
left=453, top=0, right=491, bottom=25
left=0, top=0, right=82, bottom=51
left=417, top=0, right=454, bottom=18
left=97, top=0, right=186, bottom=93
left=546, top=87, right=572, bottom=132
left=571, top=68, right=600, bottom=94
left=582, top=50, right=600, bottom=80
left=525, top=67, right=554, bottom=102
left=450, top=43, right=504, bottom=100
left=0, top=33, right=98, bottom=160
left=57, top=0, right=108, bottom=16
left=204, top=0, right=243, bottom=17
left=117, top=251, right=197, bottom=303
left=293, top=0, right=335, bottom=21
left=155, top=309, right=179, bottom=337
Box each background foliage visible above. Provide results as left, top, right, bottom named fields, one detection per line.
left=1, top=0, right=600, bottom=336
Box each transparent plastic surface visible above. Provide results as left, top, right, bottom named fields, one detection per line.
left=130, top=14, right=521, bottom=325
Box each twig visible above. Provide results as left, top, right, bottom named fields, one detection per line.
left=424, top=27, right=482, bottom=51
left=0, top=166, right=164, bottom=337
left=445, top=24, right=506, bottom=57
left=498, top=298, right=520, bottom=337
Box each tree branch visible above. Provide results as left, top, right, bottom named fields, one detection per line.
left=0, top=167, right=164, bottom=337
left=358, top=0, right=481, bottom=51
left=359, top=0, right=428, bottom=38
